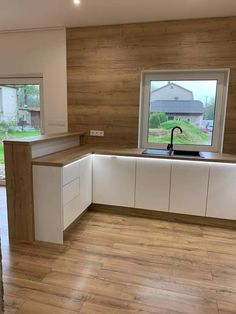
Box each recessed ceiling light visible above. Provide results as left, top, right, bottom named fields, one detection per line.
left=73, top=0, right=80, bottom=5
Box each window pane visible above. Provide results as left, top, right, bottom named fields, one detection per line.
left=148, top=80, right=217, bottom=146
left=0, top=84, right=41, bottom=180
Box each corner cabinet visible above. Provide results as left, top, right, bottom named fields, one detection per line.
left=93, top=155, right=136, bottom=207
left=33, top=155, right=92, bottom=244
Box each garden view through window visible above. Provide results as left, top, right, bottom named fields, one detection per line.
left=0, top=83, right=41, bottom=180
left=148, top=80, right=217, bottom=146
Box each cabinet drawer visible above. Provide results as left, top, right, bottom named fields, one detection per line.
left=63, top=178, right=79, bottom=205
left=63, top=195, right=82, bottom=230
left=63, top=161, right=80, bottom=185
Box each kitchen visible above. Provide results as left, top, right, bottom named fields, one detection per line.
left=1, top=1, right=236, bottom=313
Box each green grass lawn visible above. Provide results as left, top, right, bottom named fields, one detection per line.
left=148, top=120, right=209, bottom=145
left=0, top=130, right=40, bottom=164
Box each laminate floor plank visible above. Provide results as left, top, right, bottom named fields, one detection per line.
left=1, top=187, right=236, bottom=313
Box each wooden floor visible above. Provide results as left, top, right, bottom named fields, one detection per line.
left=1, top=188, right=236, bottom=313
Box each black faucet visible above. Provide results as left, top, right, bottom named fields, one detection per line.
left=167, top=126, right=183, bottom=154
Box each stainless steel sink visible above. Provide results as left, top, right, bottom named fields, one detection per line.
left=142, top=149, right=171, bottom=156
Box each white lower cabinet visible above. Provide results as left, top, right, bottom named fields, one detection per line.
left=206, top=163, right=236, bottom=220
left=135, top=158, right=171, bottom=211
left=93, top=155, right=136, bottom=207
left=33, top=165, right=63, bottom=244
left=33, top=152, right=236, bottom=244
left=169, top=160, right=210, bottom=216
left=33, top=155, right=92, bottom=244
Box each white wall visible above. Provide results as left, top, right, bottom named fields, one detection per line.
left=0, top=28, right=67, bottom=134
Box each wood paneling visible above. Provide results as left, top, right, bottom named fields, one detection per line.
left=67, top=16, right=236, bottom=153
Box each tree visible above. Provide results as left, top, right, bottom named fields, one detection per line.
left=149, top=112, right=167, bottom=128
left=204, top=98, right=215, bottom=120
left=0, top=120, right=16, bottom=139
left=204, top=105, right=214, bottom=120
left=17, top=85, right=40, bottom=108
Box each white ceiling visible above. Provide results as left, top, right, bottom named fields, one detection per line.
left=1, top=0, right=236, bottom=32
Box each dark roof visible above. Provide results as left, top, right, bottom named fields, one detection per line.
left=150, top=100, right=204, bottom=114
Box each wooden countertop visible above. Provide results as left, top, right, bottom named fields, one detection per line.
left=32, top=145, right=236, bottom=167
left=3, top=131, right=86, bottom=146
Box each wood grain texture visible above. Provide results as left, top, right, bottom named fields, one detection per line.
left=1, top=189, right=236, bottom=313
left=3, top=131, right=86, bottom=146
left=4, top=143, right=34, bottom=242
left=32, top=144, right=236, bottom=168
left=67, top=16, right=236, bottom=153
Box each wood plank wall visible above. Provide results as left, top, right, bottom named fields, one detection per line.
left=67, top=16, right=236, bottom=153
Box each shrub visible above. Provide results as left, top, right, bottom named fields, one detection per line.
left=149, top=112, right=167, bottom=128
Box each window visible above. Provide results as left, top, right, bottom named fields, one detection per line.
left=139, top=69, right=230, bottom=152
left=0, top=76, right=43, bottom=180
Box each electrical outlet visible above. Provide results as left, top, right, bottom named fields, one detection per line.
left=90, top=130, right=105, bottom=137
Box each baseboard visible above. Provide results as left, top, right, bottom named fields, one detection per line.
left=89, top=204, right=236, bottom=230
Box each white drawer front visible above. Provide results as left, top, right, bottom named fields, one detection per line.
left=63, top=178, right=80, bottom=206
left=63, top=195, right=82, bottom=230
left=63, top=160, right=80, bottom=185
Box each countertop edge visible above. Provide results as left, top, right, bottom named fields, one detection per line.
left=32, top=146, right=236, bottom=167
left=3, top=131, right=87, bottom=146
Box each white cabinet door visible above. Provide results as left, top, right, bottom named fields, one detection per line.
left=33, top=165, right=64, bottom=244
left=79, top=155, right=92, bottom=212
left=93, top=155, right=136, bottom=207
left=207, top=163, right=236, bottom=220
left=135, top=158, right=171, bottom=211
left=170, top=160, right=210, bottom=216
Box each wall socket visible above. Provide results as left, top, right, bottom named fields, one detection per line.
left=90, top=130, right=105, bottom=137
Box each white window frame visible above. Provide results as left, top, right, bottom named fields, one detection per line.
left=0, top=75, right=44, bottom=134
left=138, top=69, right=230, bottom=153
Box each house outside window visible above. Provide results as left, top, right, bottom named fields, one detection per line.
left=139, top=69, right=230, bottom=152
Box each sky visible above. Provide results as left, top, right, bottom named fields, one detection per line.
left=151, top=80, right=217, bottom=106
